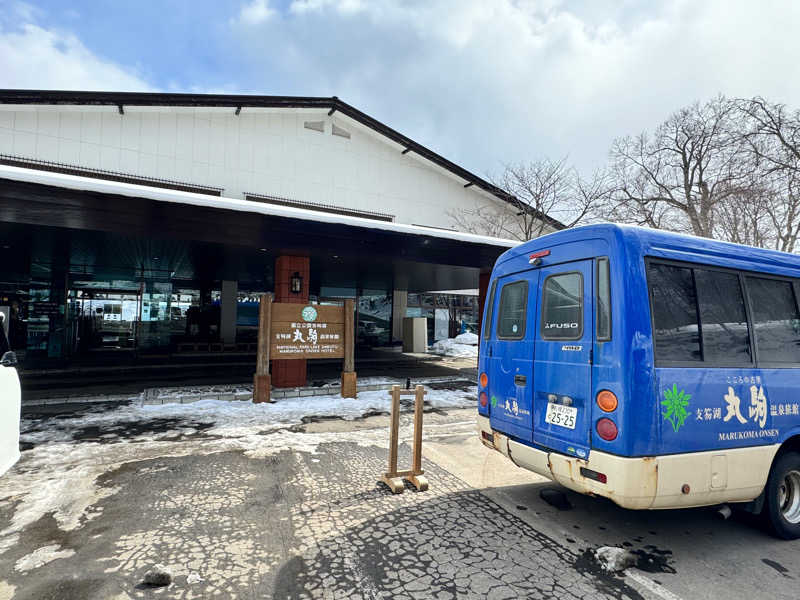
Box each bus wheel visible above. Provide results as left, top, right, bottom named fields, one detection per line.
left=764, top=451, right=800, bottom=540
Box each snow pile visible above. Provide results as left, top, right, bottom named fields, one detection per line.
left=20, top=386, right=477, bottom=446
left=431, top=338, right=479, bottom=358
left=454, top=332, right=479, bottom=345
left=593, top=547, right=636, bottom=573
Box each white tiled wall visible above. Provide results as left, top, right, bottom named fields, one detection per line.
left=0, top=105, right=516, bottom=232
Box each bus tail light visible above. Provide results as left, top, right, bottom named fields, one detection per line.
left=529, top=249, right=550, bottom=265
left=480, top=372, right=488, bottom=388
left=579, top=467, right=607, bottom=484
left=596, top=418, right=618, bottom=441
left=596, top=390, right=618, bottom=412
left=479, top=392, right=488, bottom=407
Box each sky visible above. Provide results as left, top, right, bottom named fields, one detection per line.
left=1, top=0, right=799, bottom=177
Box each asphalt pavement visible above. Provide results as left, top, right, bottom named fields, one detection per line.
left=0, top=403, right=797, bottom=599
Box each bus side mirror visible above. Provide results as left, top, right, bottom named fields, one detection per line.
left=1, top=351, right=17, bottom=367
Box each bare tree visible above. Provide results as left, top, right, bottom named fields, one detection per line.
left=740, top=97, right=800, bottom=175
left=448, top=157, right=607, bottom=241
left=454, top=95, right=800, bottom=252
left=713, top=183, right=775, bottom=248
left=447, top=202, right=523, bottom=240
left=735, top=97, right=800, bottom=252
left=607, top=96, right=745, bottom=238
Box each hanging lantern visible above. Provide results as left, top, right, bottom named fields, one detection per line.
left=290, top=272, right=303, bottom=294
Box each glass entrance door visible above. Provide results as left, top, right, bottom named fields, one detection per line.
left=69, top=289, right=141, bottom=355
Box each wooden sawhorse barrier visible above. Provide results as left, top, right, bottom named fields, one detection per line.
left=381, top=385, right=428, bottom=494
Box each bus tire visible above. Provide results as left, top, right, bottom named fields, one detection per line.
left=764, top=451, right=800, bottom=540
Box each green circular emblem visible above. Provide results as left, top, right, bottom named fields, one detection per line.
left=301, top=306, right=318, bottom=322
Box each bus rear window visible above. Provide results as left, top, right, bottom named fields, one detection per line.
left=648, top=263, right=701, bottom=362
left=496, top=281, right=528, bottom=339
left=746, top=277, right=800, bottom=363
left=596, top=258, right=611, bottom=341
left=541, top=272, right=583, bottom=340
left=482, top=279, right=497, bottom=340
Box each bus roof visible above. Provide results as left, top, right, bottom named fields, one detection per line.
left=497, top=223, right=800, bottom=277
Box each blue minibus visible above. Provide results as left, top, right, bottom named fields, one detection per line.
left=477, top=223, right=800, bottom=538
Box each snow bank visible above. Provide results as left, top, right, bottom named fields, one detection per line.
left=430, top=338, right=479, bottom=358
left=20, top=385, right=477, bottom=447
left=454, top=332, right=479, bottom=345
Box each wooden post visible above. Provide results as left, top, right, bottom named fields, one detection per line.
left=381, top=385, right=404, bottom=493
left=411, top=385, right=424, bottom=474
left=253, top=293, right=273, bottom=403
left=380, top=385, right=428, bottom=494
left=341, top=298, right=357, bottom=398
left=406, top=385, right=428, bottom=492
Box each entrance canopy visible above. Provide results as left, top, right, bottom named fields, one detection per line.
left=0, top=164, right=516, bottom=293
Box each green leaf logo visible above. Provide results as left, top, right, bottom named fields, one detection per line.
left=491, top=395, right=498, bottom=408
left=661, top=384, right=691, bottom=433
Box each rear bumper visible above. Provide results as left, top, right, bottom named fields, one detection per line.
left=477, top=415, right=777, bottom=510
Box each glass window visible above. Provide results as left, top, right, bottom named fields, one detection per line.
left=596, top=258, right=611, bottom=341
left=483, top=280, right=497, bottom=340
left=746, top=277, right=800, bottom=363
left=541, top=272, right=583, bottom=340
left=648, top=263, right=701, bottom=362
left=496, top=281, right=528, bottom=339
left=357, top=291, right=392, bottom=347
left=694, top=269, right=751, bottom=364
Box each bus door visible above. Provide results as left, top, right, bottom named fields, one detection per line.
left=488, top=272, right=539, bottom=442
left=532, top=260, right=594, bottom=458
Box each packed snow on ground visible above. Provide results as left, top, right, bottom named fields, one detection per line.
left=2, top=383, right=478, bottom=558
left=15, top=544, right=76, bottom=573
left=430, top=338, right=479, bottom=358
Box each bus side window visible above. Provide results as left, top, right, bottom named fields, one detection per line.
left=596, top=258, right=611, bottom=341
left=496, top=281, right=528, bottom=340
left=482, top=279, right=497, bottom=340
left=694, top=269, right=751, bottom=364
left=647, top=263, right=702, bottom=362
left=746, top=277, right=800, bottom=364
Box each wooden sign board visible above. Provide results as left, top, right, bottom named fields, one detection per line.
left=254, top=295, right=356, bottom=403
left=269, top=304, right=345, bottom=360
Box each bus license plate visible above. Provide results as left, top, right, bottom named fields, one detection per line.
left=545, top=403, right=577, bottom=429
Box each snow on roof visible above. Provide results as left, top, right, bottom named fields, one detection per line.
left=0, top=164, right=519, bottom=249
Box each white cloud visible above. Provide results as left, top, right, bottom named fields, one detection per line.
left=0, top=22, right=152, bottom=91
left=2, top=0, right=799, bottom=179
left=236, top=0, right=276, bottom=25
left=231, top=0, right=800, bottom=174
left=289, top=0, right=368, bottom=16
